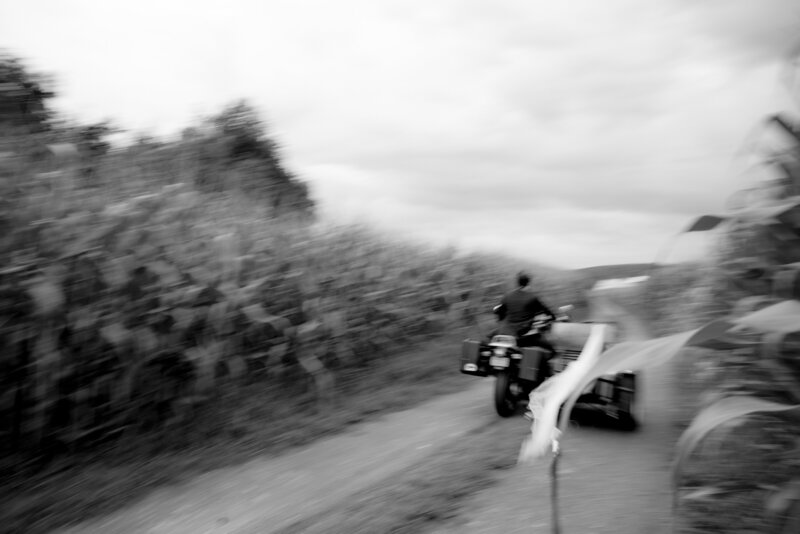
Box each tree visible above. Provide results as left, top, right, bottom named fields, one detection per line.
left=212, top=100, right=268, bottom=161
left=191, top=99, right=316, bottom=217
left=0, top=53, right=55, bottom=133
left=76, top=121, right=116, bottom=158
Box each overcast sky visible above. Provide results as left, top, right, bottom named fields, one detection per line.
left=2, top=0, right=799, bottom=269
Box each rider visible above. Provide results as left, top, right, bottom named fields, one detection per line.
left=492, top=271, right=556, bottom=351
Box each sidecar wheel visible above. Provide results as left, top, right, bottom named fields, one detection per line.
left=617, top=400, right=638, bottom=431
left=615, top=375, right=638, bottom=431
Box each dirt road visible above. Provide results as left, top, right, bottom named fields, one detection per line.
left=55, top=379, right=498, bottom=534
left=432, top=362, right=679, bottom=534
left=55, top=361, right=677, bottom=534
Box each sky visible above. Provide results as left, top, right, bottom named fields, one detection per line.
left=2, top=0, right=799, bottom=269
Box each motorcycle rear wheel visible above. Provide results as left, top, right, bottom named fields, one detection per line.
left=494, top=370, right=517, bottom=417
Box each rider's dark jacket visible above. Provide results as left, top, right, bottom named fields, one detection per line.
left=495, top=288, right=555, bottom=337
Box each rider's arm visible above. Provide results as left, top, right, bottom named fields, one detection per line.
left=494, top=302, right=507, bottom=321
left=529, top=297, right=555, bottom=322
left=542, top=300, right=556, bottom=321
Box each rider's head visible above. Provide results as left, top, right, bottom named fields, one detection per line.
left=517, top=271, right=530, bottom=288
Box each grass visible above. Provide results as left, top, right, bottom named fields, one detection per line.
left=0, top=323, right=489, bottom=534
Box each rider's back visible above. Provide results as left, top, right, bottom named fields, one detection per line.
left=502, top=287, right=540, bottom=325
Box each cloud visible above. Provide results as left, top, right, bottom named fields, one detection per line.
left=2, top=0, right=798, bottom=268
left=270, top=1, right=796, bottom=225
left=671, top=0, right=800, bottom=66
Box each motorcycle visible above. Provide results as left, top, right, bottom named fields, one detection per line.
left=460, top=307, right=559, bottom=417
left=460, top=305, right=638, bottom=428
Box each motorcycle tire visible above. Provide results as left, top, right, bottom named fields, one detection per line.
left=494, top=370, right=517, bottom=417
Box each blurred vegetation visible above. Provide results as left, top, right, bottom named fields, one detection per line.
left=526, top=49, right=800, bottom=534
left=0, top=54, right=587, bottom=533
left=665, top=54, right=800, bottom=533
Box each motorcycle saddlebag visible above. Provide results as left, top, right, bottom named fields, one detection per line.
left=519, top=347, right=548, bottom=382
left=460, top=339, right=488, bottom=376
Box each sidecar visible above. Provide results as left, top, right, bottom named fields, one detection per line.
left=548, top=321, right=638, bottom=430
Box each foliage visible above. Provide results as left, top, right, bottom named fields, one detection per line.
left=75, top=121, right=115, bottom=159
left=0, top=53, right=314, bottom=218
left=183, top=100, right=315, bottom=214
left=0, top=180, right=538, bottom=464
left=0, top=51, right=55, bottom=132
left=668, top=94, right=800, bottom=531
